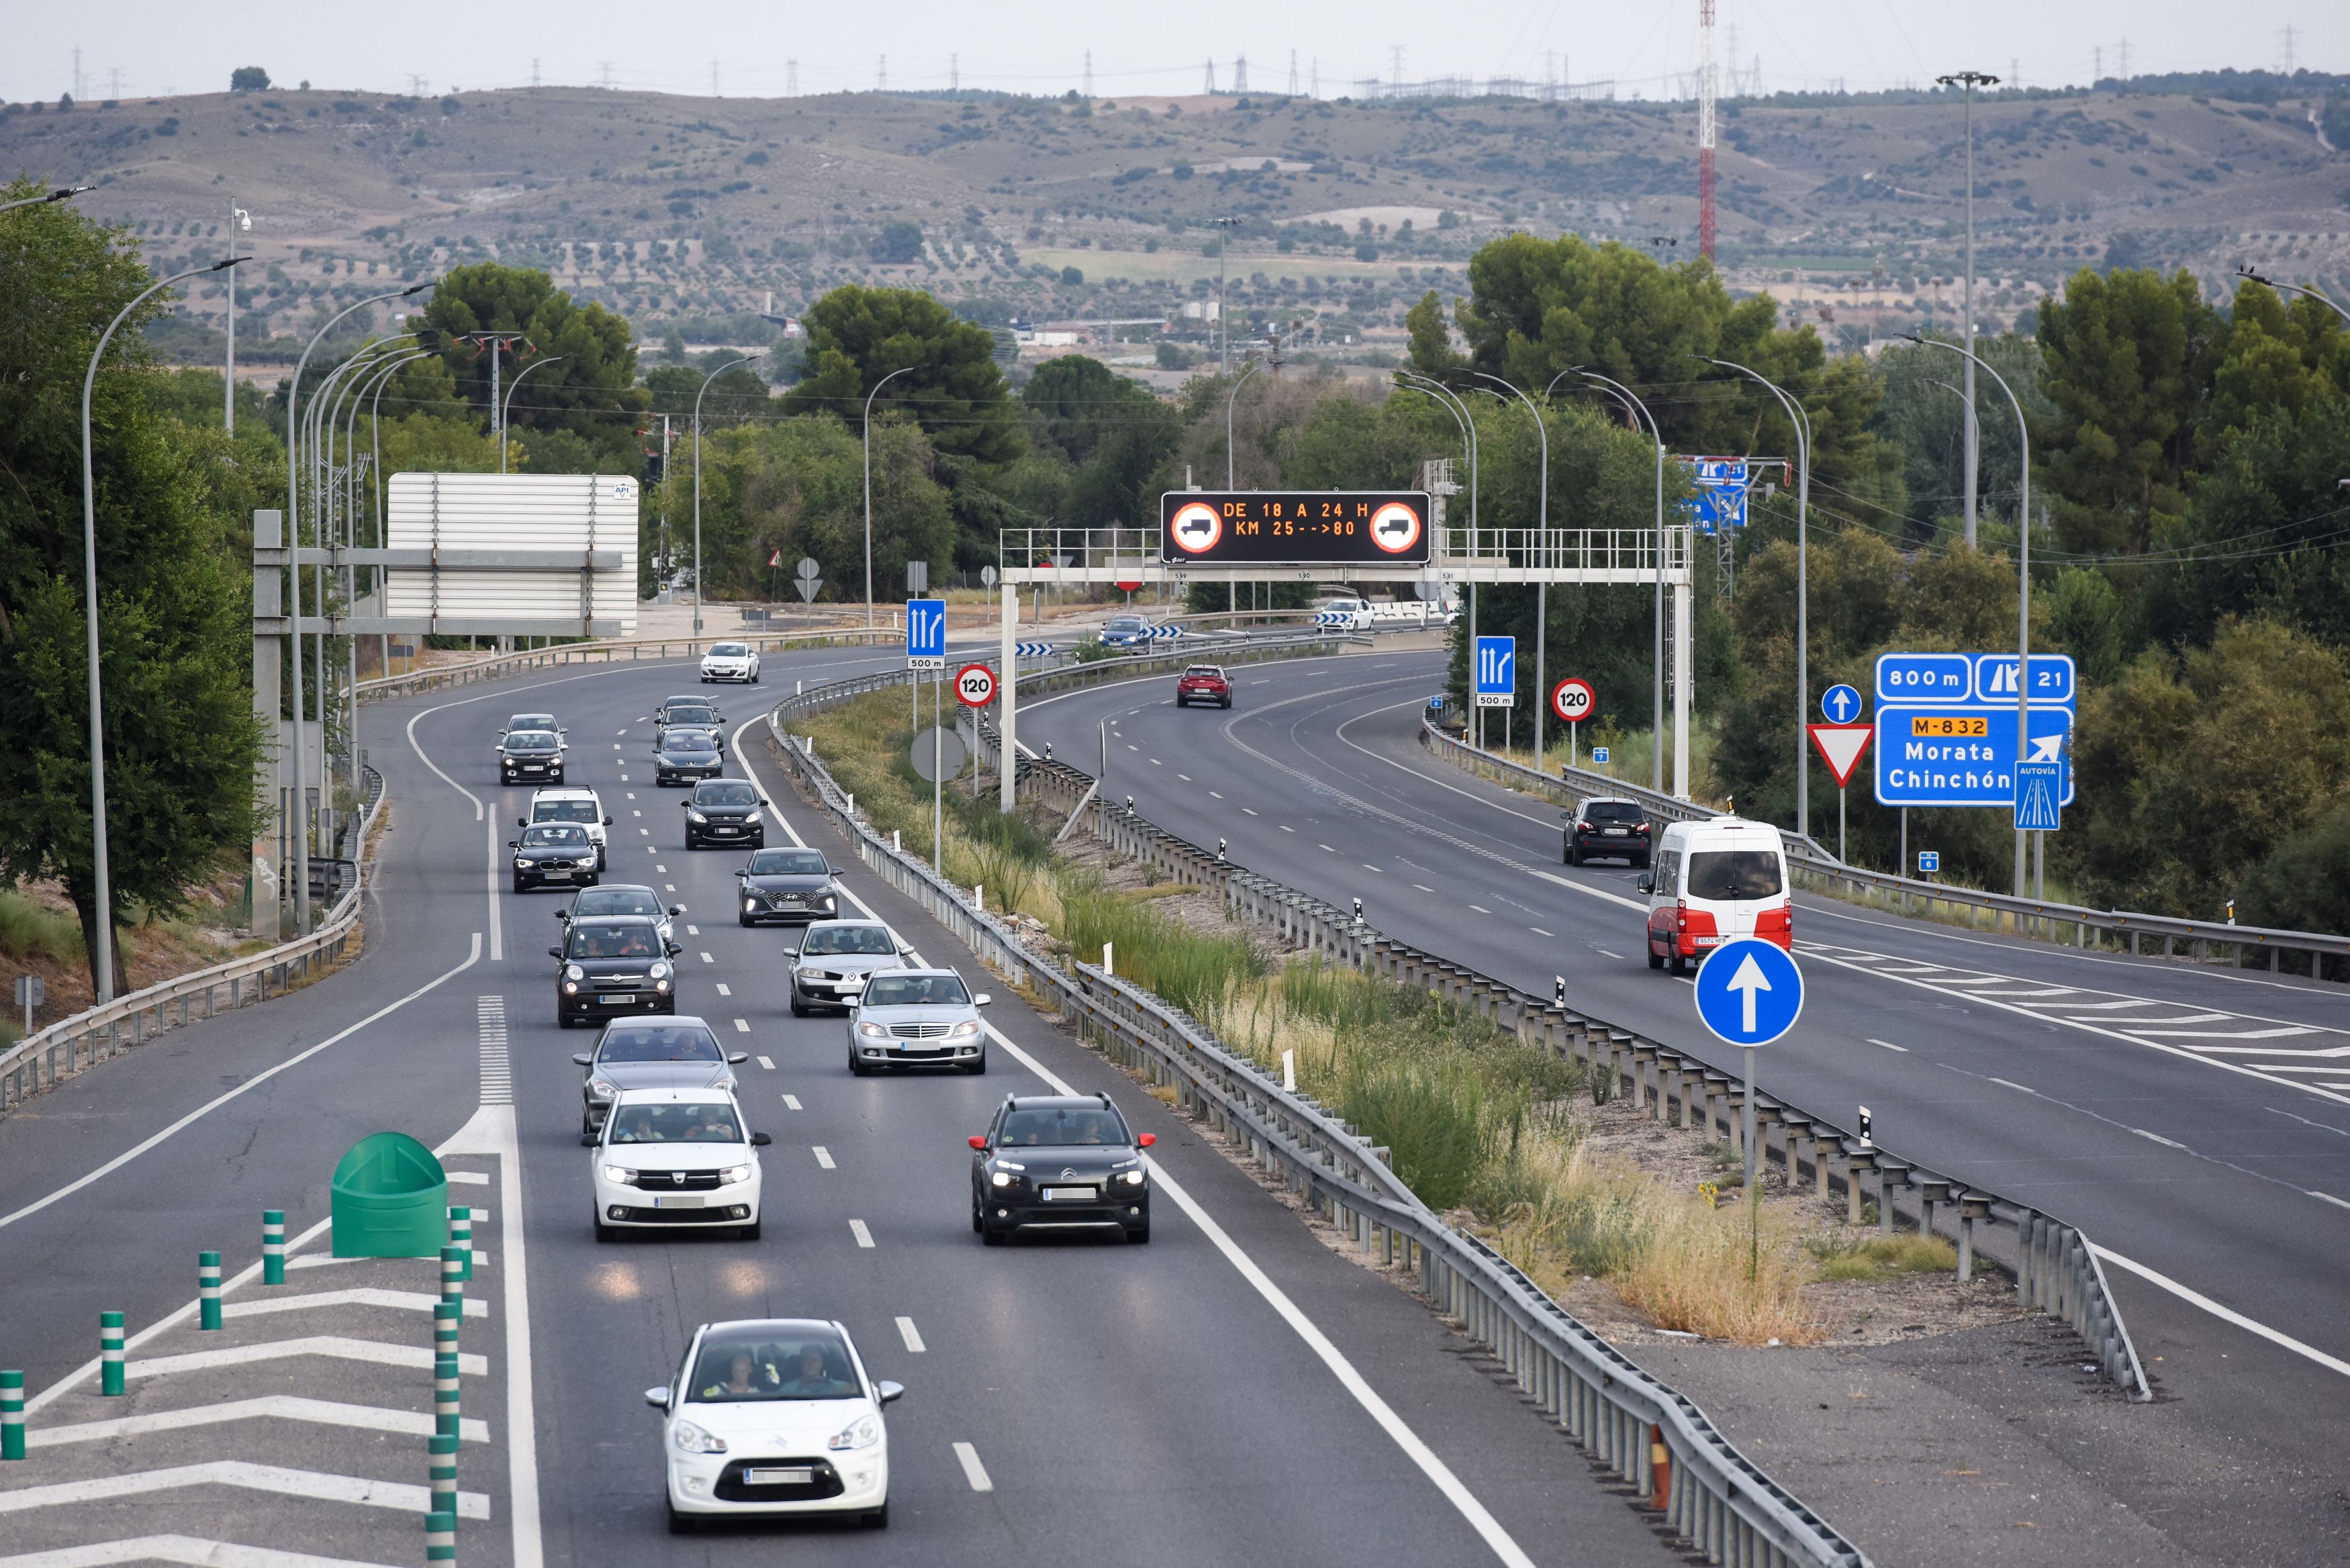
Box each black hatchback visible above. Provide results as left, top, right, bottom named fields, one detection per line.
left=511, top=824, right=600, bottom=893
left=684, top=779, right=766, bottom=850
left=653, top=728, right=725, bottom=787
left=969, top=1093, right=1155, bottom=1246
left=554, top=915, right=682, bottom=1026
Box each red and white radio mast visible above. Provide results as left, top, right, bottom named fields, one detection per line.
left=1698, top=0, right=1718, bottom=260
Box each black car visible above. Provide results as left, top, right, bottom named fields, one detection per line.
left=553, top=915, right=682, bottom=1027
left=1563, top=797, right=1652, bottom=868
left=654, top=696, right=724, bottom=739
left=684, top=779, right=766, bottom=850
left=653, top=728, right=725, bottom=787
left=969, top=1093, right=1154, bottom=1246
left=561, top=884, right=684, bottom=945
left=734, top=846, right=838, bottom=926
left=511, top=824, right=601, bottom=892
left=499, top=728, right=565, bottom=785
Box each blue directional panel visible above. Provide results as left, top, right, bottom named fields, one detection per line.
left=1474, top=636, right=1515, bottom=707
left=1873, top=650, right=2076, bottom=809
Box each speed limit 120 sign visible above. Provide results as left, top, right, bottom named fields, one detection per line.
left=1550, top=677, right=1595, bottom=724
left=953, top=663, right=998, bottom=707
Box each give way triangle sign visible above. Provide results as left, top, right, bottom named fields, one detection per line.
left=1807, top=723, right=1873, bottom=788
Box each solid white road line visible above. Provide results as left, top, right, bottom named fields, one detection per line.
left=0, top=1461, right=489, bottom=1519
left=849, top=1219, right=874, bottom=1248
left=896, top=1317, right=925, bottom=1353
left=951, top=1442, right=993, bottom=1492
left=1, top=935, right=483, bottom=1235
left=1987, top=1077, right=2035, bottom=1093
left=2092, top=1244, right=2350, bottom=1381
left=28, top=1396, right=491, bottom=1449
left=1867, top=1038, right=1911, bottom=1052
left=437, top=1100, right=544, bottom=1568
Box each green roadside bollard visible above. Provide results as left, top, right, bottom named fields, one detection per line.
left=426, top=1508, right=457, bottom=1562
left=449, top=1208, right=473, bottom=1281
left=2, top=1369, right=24, bottom=1460
left=438, top=1246, right=464, bottom=1305
left=434, top=1355, right=461, bottom=1440
left=261, top=1210, right=286, bottom=1285
left=100, top=1312, right=126, bottom=1396
left=434, top=1300, right=460, bottom=1362
left=429, top=1432, right=459, bottom=1520
left=197, top=1253, right=223, bottom=1331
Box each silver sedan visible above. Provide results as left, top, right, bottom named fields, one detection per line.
left=845, top=970, right=991, bottom=1075
left=789, top=921, right=916, bottom=1016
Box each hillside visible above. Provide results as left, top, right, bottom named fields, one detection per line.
left=4, top=79, right=2347, bottom=363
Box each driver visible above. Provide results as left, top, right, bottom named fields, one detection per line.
left=773, top=1345, right=853, bottom=1397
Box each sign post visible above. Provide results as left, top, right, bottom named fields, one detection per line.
left=1807, top=710, right=1873, bottom=865
left=1550, top=677, right=1595, bottom=770
left=1693, top=937, right=1805, bottom=1278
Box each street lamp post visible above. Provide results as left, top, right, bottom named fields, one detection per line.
left=0, top=185, right=94, bottom=213
left=1479, top=373, right=1550, bottom=773
left=1397, top=371, right=1480, bottom=740
left=2236, top=266, right=2350, bottom=329
left=499, top=355, right=567, bottom=473
left=1225, top=357, right=1262, bottom=619
left=1575, top=370, right=1668, bottom=794
left=1936, top=70, right=1999, bottom=548
left=861, top=364, right=916, bottom=632
left=1208, top=216, right=1242, bottom=373
left=1696, top=355, right=1812, bottom=836
left=224, top=201, right=251, bottom=432
left=80, top=254, right=248, bottom=1001
left=694, top=356, right=759, bottom=648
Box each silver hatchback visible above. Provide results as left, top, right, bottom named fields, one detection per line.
left=790, top=920, right=915, bottom=1016
left=845, top=970, right=991, bottom=1076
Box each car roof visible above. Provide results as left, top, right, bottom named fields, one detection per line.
left=571, top=912, right=661, bottom=926
left=508, top=713, right=558, bottom=723
left=1000, top=1093, right=1125, bottom=1114
left=607, top=1083, right=740, bottom=1106
left=602, top=1012, right=712, bottom=1030
left=665, top=695, right=716, bottom=705
left=577, top=882, right=655, bottom=895
left=801, top=917, right=885, bottom=928
left=696, top=1316, right=847, bottom=1340
left=1581, top=796, right=1643, bottom=807
left=531, top=787, right=598, bottom=800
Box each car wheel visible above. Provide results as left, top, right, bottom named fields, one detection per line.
left=1221, top=697, right=1232, bottom=709
left=1668, top=948, right=1688, bottom=978
left=971, top=1194, right=984, bottom=1232
left=512, top=877, right=527, bottom=893
left=667, top=1504, right=697, bottom=1534
left=1648, top=947, right=1665, bottom=971
left=981, top=1217, right=1004, bottom=1246
left=963, top=1050, right=987, bottom=1075
left=1564, top=841, right=1579, bottom=866
left=861, top=1502, right=888, bottom=1529
left=740, top=1220, right=762, bottom=1242
left=738, top=912, right=753, bottom=928
left=789, top=996, right=808, bottom=1017
left=595, top=1218, right=615, bottom=1243
left=1128, top=1218, right=1151, bottom=1244
left=849, top=1052, right=869, bottom=1077
left=751, top=673, right=761, bottom=685
left=1636, top=851, right=1652, bottom=870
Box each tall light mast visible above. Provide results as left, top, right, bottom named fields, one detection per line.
left=1698, top=0, right=1718, bottom=260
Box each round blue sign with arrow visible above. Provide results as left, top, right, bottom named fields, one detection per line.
left=1691, top=938, right=1805, bottom=1047
left=1820, top=683, right=1863, bottom=724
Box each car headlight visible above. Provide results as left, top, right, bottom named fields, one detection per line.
left=1121, top=1169, right=1147, bottom=1185
left=514, top=857, right=531, bottom=869
left=994, top=1159, right=1025, bottom=1171
left=990, top=1170, right=1013, bottom=1187
left=565, top=964, right=584, bottom=981
left=745, top=810, right=761, bottom=825
left=947, top=1018, right=980, bottom=1039
left=603, top=1165, right=634, bottom=1183
left=649, top=961, right=671, bottom=979
left=590, top=1077, right=619, bottom=1099
left=672, top=1419, right=728, bottom=1456
left=687, top=810, right=708, bottom=824
left=563, top=981, right=579, bottom=995
left=718, top=1164, right=751, bottom=1185
left=827, top=1414, right=881, bottom=1451
left=747, top=897, right=760, bottom=912
left=855, top=1020, right=888, bottom=1038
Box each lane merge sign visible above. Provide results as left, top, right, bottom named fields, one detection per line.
left=1806, top=723, right=1874, bottom=788
left=1692, top=938, right=1804, bottom=1047
left=1550, top=677, right=1595, bottom=724
left=954, top=664, right=997, bottom=707
left=1474, top=636, right=1516, bottom=707
left=906, top=597, right=947, bottom=670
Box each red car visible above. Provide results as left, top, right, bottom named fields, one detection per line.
left=1175, top=664, right=1233, bottom=709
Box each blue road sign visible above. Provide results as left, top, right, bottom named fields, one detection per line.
left=906, top=598, right=947, bottom=666
left=1820, top=683, right=1863, bottom=724
left=1973, top=653, right=2076, bottom=706
left=2014, top=761, right=2063, bottom=832
left=1591, top=746, right=1610, bottom=764
left=1691, top=938, right=1804, bottom=1047
left=1874, top=652, right=1972, bottom=705
left=1679, top=457, right=1751, bottom=535
left=1874, top=650, right=2077, bottom=810
left=1917, top=850, right=1940, bottom=874
left=1014, top=641, right=1058, bottom=658
left=1474, top=636, right=1515, bottom=707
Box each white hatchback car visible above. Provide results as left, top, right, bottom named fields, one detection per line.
left=649, top=1318, right=900, bottom=1532
left=592, top=1087, right=769, bottom=1240
left=700, top=642, right=761, bottom=684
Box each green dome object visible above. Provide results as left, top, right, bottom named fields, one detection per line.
left=330, top=1132, right=451, bottom=1259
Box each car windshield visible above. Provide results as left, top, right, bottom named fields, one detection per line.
left=667, top=705, right=717, bottom=723
left=1686, top=850, right=1784, bottom=900
left=606, top=1101, right=742, bottom=1144
left=801, top=925, right=895, bottom=956
left=696, top=782, right=757, bottom=807
left=522, top=825, right=588, bottom=846
left=509, top=716, right=557, bottom=732
left=688, top=1327, right=859, bottom=1403
left=662, top=733, right=716, bottom=753
left=567, top=923, right=659, bottom=959
left=710, top=644, right=750, bottom=656
left=862, top=974, right=970, bottom=1007
left=571, top=889, right=661, bottom=919
left=749, top=850, right=827, bottom=875
left=1183, top=666, right=1224, bottom=679
left=998, top=1107, right=1128, bottom=1146
left=534, top=801, right=600, bottom=823
left=1107, top=617, right=1144, bottom=632
left=508, top=733, right=557, bottom=751
left=1585, top=802, right=1643, bottom=824
left=597, top=1024, right=722, bottom=1063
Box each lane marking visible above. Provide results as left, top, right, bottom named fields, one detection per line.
left=222, top=1289, right=487, bottom=1321
left=685, top=924, right=701, bottom=936
left=848, top=1219, right=874, bottom=1248
left=2092, top=1245, right=2350, bottom=1382
left=1529, top=927, right=1552, bottom=938
left=29, top=1396, right=491, bottom=1449
left=812, top=1146, right=835, bottom=1169
left=130, top=1338, right=489, bottom=1379
left=782, top=1095, right=802, bottom=1110
left=1988, top=1077, right=2035, bottom=1093
left=952, top=1442, right=993, bottom=1492
left=896, top=1318, right=925, bottom=1353
left=2132, top=1128, right=2188, bottom=1149
left=1868, top=1038, right=1911, bottom=1052
left=733, top=1018, right=750, bottom=1033
left=701, top=952, right=716, bottom=965
left=1469, top=905, right=1491, bottom=915
left=716, top=983, right=732, bottom=997
left=0, top=1461, right=491, bottom=1519
left=756, top=1055, right=775, bottom=1071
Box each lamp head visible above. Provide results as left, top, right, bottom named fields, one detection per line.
left=211, top=254, right=254, bottom=272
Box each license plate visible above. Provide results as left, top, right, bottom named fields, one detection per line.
left=1694, top=935, right=1724, bottom=946
left=599, top=994, right=634, bottom=1005
left=746, top=1467, right=814, bottom=1486
left=1043, top=1186, right=1096, bottom=1202
left=544, top=871, right=573, bottom=881
left=651, top=1193, right=704, bottom=1208
left=1604, top=828, right=1628, bottom=836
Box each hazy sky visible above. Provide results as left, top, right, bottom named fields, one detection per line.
left=6, top=1, right=2341, bottom=105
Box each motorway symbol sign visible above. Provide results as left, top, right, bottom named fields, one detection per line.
left=1550, top=677, right=1595, bottom=724
left=1806, top=723, right=1873, bottom=788
left=1691, top=938, right=1804, bottom=1047
left=1592, top=746, right=1609, bottom=764
left=2014, top=761, right=2063, bottom=832
left=1917, top=850, right=1940, bottom=875
left=1821, top=683, right=1863, bottom=724
left=954, top=664, right=997, bottom=708
left=1474, top=636, right=1515, bottom=707
left=906, top=597, right=946, bottom=670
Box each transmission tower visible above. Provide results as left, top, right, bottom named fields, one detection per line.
left=1391, top=46, right=1404, bottom=94
left=878, top=54, right=887, bottom=91
left=596, top=62, right=612, bottom=90
left=1311, top=58, right=1319, bottom=98
left=788, top=59, right=798, bottom=95
left=1697, top=0, right=1718, bottom=259
left=949, top=54, right=958, bottom=92
left=1084, top=50, right=1092, bottom=96
left=1288, top=51, right=1299, bottom=97
left=105, top=66, right=122, bottom=100
left=1205, top=58, right=1217, bottom=95
left=73, top=46, right=84, bottom=100
left=1235, top=56, right=1248, bottom=95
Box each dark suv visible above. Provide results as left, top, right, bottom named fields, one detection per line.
left=1564, top=797, right=1652, bottom=867
left=968, top=1093, right=1155, bottom=1246
left=553, top=915, right=682, bottom=1026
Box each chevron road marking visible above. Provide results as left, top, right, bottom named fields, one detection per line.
left=27, top=1398, right=489, bottom=1449
left=127, top=1338, right=489, bottom=1381
left=0, top=1461, right=489, bottom=1518
left=0, top=1535, right=399, bottom=1567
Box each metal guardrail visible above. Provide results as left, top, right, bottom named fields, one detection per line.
left=352, top=626, right=897, bottom=704
left=1, top=767, right=385, bottom=1115
left=1423, top=723, right=2350, bottom=982
left=771, top=680, right=1877, bottom=1568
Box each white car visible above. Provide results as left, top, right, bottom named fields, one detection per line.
left=592, top=1087, right=769, bottom=1240
left=649, top=1317, right=900, bottom=1532
left=525, top=787, right=613, bottom=870
left=1315, top=597, right=1373, bottom=632
left=700, top=642, right=761, bottom=684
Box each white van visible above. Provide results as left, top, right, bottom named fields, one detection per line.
left=1637, top=817, right=1792, bottom=975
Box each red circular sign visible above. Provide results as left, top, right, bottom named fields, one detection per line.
left=1115, top=580, right=1143, bottom=593
left=1550, top=677, right=1595, bottom=724
left=1369, top=500, right=1424, bottom=555
left=954, top=663, right=998, bottom=708
left=1168, top=501, right=1223, bottom=554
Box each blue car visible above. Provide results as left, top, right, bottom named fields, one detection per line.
left=1098, top=614, right=1151, bottom=649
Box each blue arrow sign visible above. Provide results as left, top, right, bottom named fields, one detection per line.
left=906, top=598, right=946, bottom=664
left=1821, top=683, right=1863, bottom=724
left=1474, top=636, right=1515, bottom=695
left=1691, top=938, right=1804, bottom=1047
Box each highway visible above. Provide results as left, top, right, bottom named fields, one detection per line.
left=1017, top=644, right=2350, bottom=1523
left=0, top=641, right=1677, bottom=1568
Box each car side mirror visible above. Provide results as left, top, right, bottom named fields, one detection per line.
left=972, top=993, right=992, bottom=1008
left=733, top=869, right=747, bottom=879
left=1636, top=877, right=1654, bottom=894
left=572, top=1053, right=592, bottom=1066
left=665, top=942, right=683, bottom=957
left=1137, top=1132, right=1156, bottom=1148
left=728, top=1052, right=749, bottom=1065
left=681, top=800, right=690, bottom=808
left=507, top=840, right=519, bottom=850
left=968, top=1135, right=987, bottom=1150
left=518, top=817, right=528, bottom=828
left=668, top=905, right=686, bottom=916
left=750, top=1131, right=772, bottom=1146
left=548, top=946, right=562, bottom=959
left=556, top=911, right=570, bottom=922
left=876, top=1380, right=904, bottom=1406
left=604, top=816, right=615, bottom=826
left=644, top=1386, right=670, bottom=1410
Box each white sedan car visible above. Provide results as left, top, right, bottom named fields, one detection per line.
left=592, top=1087, right=769, bottom=1240
left=650, top=1318, right=901, bottom=1532
left=700, top=642, right=761, bottom=684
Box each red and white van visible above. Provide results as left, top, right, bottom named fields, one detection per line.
left=1639, top=817, right=1793, bottom=975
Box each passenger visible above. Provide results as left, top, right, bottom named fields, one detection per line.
left=773, top=1346, right=853, bottom=1397
left=700, top=1350, right=768, bottom=1399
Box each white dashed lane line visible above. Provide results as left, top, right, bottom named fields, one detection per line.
left=813, top=1146, right=835, bottom=1169
left=733, top=1019, right=750, bottom=1033
left=1869, top=1038, right=1910, bottom=1052
left=700, top=952, right=715, bottom=965
left=755, top=1056, right=774, bottom=1071
left=782, top=1095, right=802, bottom=1111
left=897, top=1318, right=925, bottom=1353
left=953, top=1442, right=993, bottom=1491
left=715, top=984, right=731, bottom=997
left=849, top=1220, right=874, bottom=1248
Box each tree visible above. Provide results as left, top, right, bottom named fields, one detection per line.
left=1019, top=356, right=1182, bottom=535
left=781, top=285, right=1023, bottom=466
left=418, top=263, right=649, bottom=458
left=230, top=66, right=270, bottom=92
left=0, top=184, right=263, bottom=995
left=869, top=220, right=924, bottom=264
